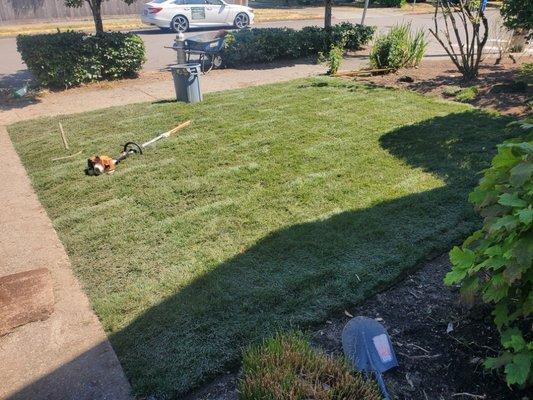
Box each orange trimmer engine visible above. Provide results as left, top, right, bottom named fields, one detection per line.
left=86, top=142, right=143, bottom=176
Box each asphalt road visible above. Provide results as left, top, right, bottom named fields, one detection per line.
left=0, top=7, right=496, bottom=89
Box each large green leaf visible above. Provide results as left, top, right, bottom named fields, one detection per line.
left=502, top=328, right=526, bottom=352
left=499, top=193, right=527, bottom=208
left=510, top=162, right=533, bottom=186
left=513, top=233, right=533, bottom=268
left=505, top=352, right=532, bottom=385
left=449, top=246, right=476, bottom=268
left=517, top=207, right=533, bottom=225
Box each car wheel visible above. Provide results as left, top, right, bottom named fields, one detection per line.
left=234, top=13, right=250, bottom=29
left=171, top=15, right=189, bottom=33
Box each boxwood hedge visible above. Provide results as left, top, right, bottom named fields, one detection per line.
left=17, top=31, right=146, bottom=89
left=223, top=23, right=375, bottom=67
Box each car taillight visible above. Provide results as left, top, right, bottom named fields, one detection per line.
left=148, top=7, right=162, bottom=13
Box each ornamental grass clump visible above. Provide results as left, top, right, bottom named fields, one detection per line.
left=238, top=332, right=381, bottom=400
left=446, top=121, right=533, bottom=387
left=369, top=23, right=427, bottom=71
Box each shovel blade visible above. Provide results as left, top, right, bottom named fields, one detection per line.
left=342, top=316, right=398, bottom=373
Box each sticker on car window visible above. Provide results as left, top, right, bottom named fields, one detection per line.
left=191, top=7, right=205, bottom=20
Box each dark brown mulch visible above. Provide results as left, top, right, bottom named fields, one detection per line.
left=312, top=255, right=529, bottom=400
left=350, top=57, right=533, bottom=117
left=185, top=255, right=529, bottom=400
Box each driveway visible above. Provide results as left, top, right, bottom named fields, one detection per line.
left=1, top=6, right=491, bottom=90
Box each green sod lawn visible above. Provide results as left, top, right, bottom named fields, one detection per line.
left=8, top=78, right=517, bottom=398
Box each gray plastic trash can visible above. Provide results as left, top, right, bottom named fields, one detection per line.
left=170, top=63, right=202, bottom=103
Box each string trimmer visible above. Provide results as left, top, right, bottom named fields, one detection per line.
left=86, top=120, right=191, bottom=176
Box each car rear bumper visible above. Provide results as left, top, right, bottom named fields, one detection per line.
left=140, top=14, right=169, bottom=28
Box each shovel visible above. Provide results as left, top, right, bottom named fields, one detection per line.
left=342, top=316, right=398, bottom=399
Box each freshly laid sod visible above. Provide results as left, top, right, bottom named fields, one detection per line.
left=8, top=78, right=516, bottom=398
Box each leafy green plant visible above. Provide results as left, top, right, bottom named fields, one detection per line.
left=500, top=0, right=533, bottom=34
left=223, top=24, right=374, bottom=67
left=518, top=63, right=533, bottom=85
left=442, top=85, right=462, bottom=97
left=369, top=23, right=427, bottom=71
left=319, top=41, right=345, bottom=75
left=454, top=86, right=479, bottom=103
left=375, top=0, right=407, bottom=7
left=239, top=332, right=381, bottom=400
left=17, top=31, right=145, bottom=89
left=445, top=123, right=533, bottom=387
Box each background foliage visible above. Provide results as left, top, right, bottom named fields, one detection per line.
left=374, top=0, right=406, bottom=7
left=500, top=0, right=533, bottom=33
left=222, top=23, right=374, bottom=67
left=446, top=123, right=532, bottom=387
left=17, top=31, right=145, bottom=88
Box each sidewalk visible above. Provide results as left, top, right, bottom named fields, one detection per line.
left=1, top=57, right=368, bottom=125
left=0, top=125, right=131, bottom=400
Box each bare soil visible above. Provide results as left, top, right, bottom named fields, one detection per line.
left=184, top=255, right=530, bottom=400
left=346, top=56, right=533, bottom=117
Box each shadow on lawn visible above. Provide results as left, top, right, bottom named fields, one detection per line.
left=7, top=110, right=518, bottom=399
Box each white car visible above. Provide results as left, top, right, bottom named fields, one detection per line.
left=141, top=0, right=254, bottom=33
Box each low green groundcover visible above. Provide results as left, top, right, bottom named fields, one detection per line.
left=8, top=78, right=516, bottom=398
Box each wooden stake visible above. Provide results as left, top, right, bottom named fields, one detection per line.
left=59, top=122, right=69, bottom=150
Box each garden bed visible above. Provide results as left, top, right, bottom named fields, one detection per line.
left=8, top=78, right=519, bottom=398
left=186, top=254, right=529, bottom=400
left=347, top=57, right=533, bottom=116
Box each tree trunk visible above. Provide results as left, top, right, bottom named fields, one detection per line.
left=87, top=0, right=104, bottom=33
left=324, top=0, right=332, bottom=29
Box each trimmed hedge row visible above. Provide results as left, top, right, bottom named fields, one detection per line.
left=17, top=31, right=146, bottom=89
left=222, top=23, right=375, bottom=67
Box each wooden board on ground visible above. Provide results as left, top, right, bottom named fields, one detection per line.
left=0, top=268, right=54, bottom=336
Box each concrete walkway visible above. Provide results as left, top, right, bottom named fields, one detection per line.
left=0, top=57, right=369, bottom=125
left=0, top=126, right=131, bottom=399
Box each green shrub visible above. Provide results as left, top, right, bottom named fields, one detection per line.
left=455, top=86, right=479, bottom=103
left=239, top=332, right=381, bottom=400
left=223, top=24, right=374, bottom=67
left=518, top=63, right=533, bottom=85
left=369, top=23, right=427, bottom=70
left=445, top=122, right=532, bottom=387
left=375, top=0, right=407, bottom=7
left=17, top=31, right=145, bottom=89
left=331, top=22, right=376, bottom=51
left=442, top=85, right=462, bottom=97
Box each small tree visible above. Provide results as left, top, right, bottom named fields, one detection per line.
left=324, top=0, right=332, bottom=29
left=429, top=0, right=489, bottom=80
left=64, top=0, right=135, bottom=34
